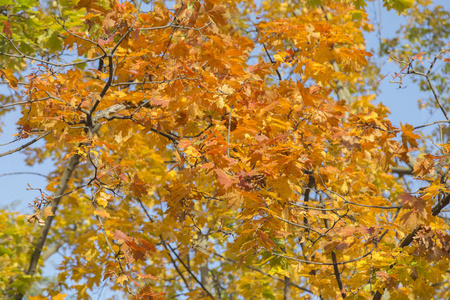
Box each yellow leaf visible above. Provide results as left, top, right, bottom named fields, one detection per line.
left=0, top=68, right=18, bottom=88
left=116, top=274, right=128, bottom=285
left=271, top=176, right=292, bottom=201
left=274, top=52, right=287, bottom=63
left=44, top=206, right=54, bottom=217
left=97, top=191, right=111, bottom=208
left=94, top=209, right=111, bottom=218
left=52, top=293, right=67, bottom=300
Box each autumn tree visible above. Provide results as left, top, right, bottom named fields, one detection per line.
left=1, top=0, right=449, bottom=299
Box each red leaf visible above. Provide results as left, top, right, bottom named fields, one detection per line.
left=114, top=229, right=130, bottom=242
left=140, top=238, right=156, bottom=252
left=399, top=192, right=416, bottom=206
left=137, top=272, right=158, bottom=280
left=2, top=21, right=12, bottom=39
left=335, top=242, right=349, bottom=251
left=150, top=98, right=169, bottom=108
left=98, top=35, right=114, bottom=46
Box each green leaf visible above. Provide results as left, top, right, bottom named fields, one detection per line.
left=383, top=0, right=414, bottom=13
left=45, top=32, right=63, bottom=52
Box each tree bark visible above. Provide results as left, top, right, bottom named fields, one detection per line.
left=13, top=153, right=81, bottom=300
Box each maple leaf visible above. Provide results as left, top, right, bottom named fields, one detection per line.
left=215, top=168, right=236, bottom=189
left=412, top=52, right=426, bottom=64
left=139, top=238, right=156, bottom=252
left=256, top=230, right=276, bottom=249
left=74, top=0, right=105, bottom=12
left=43, top=206, right=54, bottom=217
left=413, top=154, right=437, bottom=177
left=151, top=98, right=170, bottom=108
left=0, top=68, right=18, bottom=89
left=94, top=209, right=111, bottom=218
left=205, top=1, right=228, bottom=25
left=116, top=274, right=128, bottom=285
left=129, top=175, right=148, bottom=197
left=2, top=21, right=12, bottom=39
left=137, top=272, right=158, bottom=280
left=114, top=229, right=130, bottom=243
left=98, top=35, right=115, bottom=46
left=401, top=123, right=420, bottom=149
left=271, top=176, right=292, bottom=201
left=53, top=294, right=67, bottom=300
left=3, top=0, right=450, bottom=298
left=335, top=242, right=349, bottom=251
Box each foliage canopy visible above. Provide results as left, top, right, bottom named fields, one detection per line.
left=1, top=0, right=449, bottom=299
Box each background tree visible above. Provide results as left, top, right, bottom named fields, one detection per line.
left=1, top=0, right=449, bottom=299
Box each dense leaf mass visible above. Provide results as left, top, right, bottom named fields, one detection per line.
left=0, top=0, right=449, bottom=299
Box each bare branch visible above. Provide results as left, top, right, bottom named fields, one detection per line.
left=0, top=97, right=52, bottom=110
left=331, top=251, right=346, bottom=299
left=275, top=215, right=326, bottom=236
left=0, top=172, right=48, bottom=179
left=0, top=132, right=51, bottom=158
left=391, top=166, right=413, bottom=176
left=414, top=120, right=450, bottom=130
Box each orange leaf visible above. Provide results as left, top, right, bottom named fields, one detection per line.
left=400, top=123, right=420, bottom=149
left=129, top=175, right=148, bottom=197
left=137, top=272, right=158, bottom=280
left=256, top=230, right=276, bottom=249
left=94, top=209, right=111, bottom=218
left=412, top=52, right=425, bottom=64
left=43, top=206, right=54, bottom=217
left=215, top=168, right=235, bottom=189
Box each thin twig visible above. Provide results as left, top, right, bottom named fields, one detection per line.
left=0, top=32, right=103, bottom=67
left=274, top=230, right=388, bottom=266
left=275, top=215, right=325, bottom=236
left=111, top=76, right=201, bottom=86
left=167, top=244, right=216, bottom=300
left=0, top=97, right=52, bottom=110
left=136, top=199, right=213, bottom=298
left=227, top=105, right=233, bottom=157
left=195, top=245, right=313, bottom=294
left=0, top=132, right=51, bottom=158
left=0, top=172, right=48, bottom=179
left=54, top=18, right=107, bottom=55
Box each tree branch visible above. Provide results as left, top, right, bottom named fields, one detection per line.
left=0, top=132, right=50, bottom=158
left=13, top=153, right=81, bottom=300
left=372, top=193, right=450, bottom=300
left=195, top=245, right=313, bottom=295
